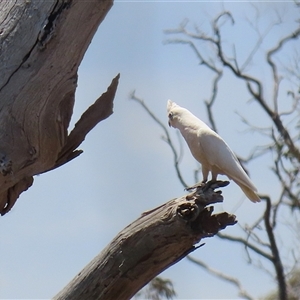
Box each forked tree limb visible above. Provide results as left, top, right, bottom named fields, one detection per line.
left=0, top=0, right=116, bottom=215
left=53, top=181, right=237, bottom=300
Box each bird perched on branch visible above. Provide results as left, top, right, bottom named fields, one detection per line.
left=167, top=100, right=260, bottom=203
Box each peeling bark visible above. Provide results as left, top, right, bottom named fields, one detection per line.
left=0, top=0, right=116, bottom=215
left=53, top=181, right=237, bottom=300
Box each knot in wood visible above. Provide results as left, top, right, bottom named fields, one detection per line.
left=0, top=154, right=12, bottom=176
left=177, top=202, right=200, bottom=222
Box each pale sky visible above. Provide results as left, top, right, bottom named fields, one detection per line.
left=1, top=1, right=299, bottom=299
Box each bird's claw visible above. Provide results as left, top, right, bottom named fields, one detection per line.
left=186, top=180, right=229, bottom=192
left=185, top=182, right=205, bottom=191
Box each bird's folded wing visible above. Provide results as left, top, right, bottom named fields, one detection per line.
left=199, top=131, right=258, bottom=192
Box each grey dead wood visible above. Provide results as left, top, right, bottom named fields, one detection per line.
left=1, top=2, right=237, bottom=299
left=53, top=181, right=237, bottom=300
left=0, top=0, right=117, bottom=215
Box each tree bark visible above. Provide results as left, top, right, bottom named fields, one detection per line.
left=53, top=181, right=236, bottom=300
left=0, top=0, right=117, bottom=215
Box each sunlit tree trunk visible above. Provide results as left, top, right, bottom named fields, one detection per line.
left=0, top=0, right=115, bottom=215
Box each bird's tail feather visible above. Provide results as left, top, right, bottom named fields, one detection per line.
left=237, top=182, right=261, bottom=203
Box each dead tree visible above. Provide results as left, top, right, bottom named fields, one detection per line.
left=1, top=2, right=239, bottom=299
left=0, top=0, right=117, bottom=215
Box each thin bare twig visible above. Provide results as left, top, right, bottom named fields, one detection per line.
left=241, top=23, right=275, bottom=72
left=186, top=256, right=254, bottom=300
left=204, top=71, right=222, bottom=133
left=217, top=232, right=273, bottom=262
left=267, top=27, right=300, bottom=114
left=212, top=14, right=300, bottom=163
left=129, top=92, right=188, bottom=188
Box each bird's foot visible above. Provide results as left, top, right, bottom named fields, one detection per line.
left=185, top=181, right=206, bottom=191
left=186, top=180, right=230, bottom=192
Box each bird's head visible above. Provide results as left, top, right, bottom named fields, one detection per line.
left=167, top=100, right=183, bottom=128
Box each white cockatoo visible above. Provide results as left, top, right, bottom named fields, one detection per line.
left=167, top=100, right=260, bottom=203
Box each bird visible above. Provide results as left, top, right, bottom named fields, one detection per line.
left=167, top=100, right=260, bottom=203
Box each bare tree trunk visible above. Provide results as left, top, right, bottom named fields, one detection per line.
left=53, top=181, right=236, bottom=300
left=0, top=0, right=116, bottom=215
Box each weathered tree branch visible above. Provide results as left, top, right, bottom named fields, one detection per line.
left=214, top=18, right=300, bottom=164
left=262, top=194, right=287, bottom=300
left=53, top=181, right=236, bottom=300
left=0, top=0, right=116, bottom=215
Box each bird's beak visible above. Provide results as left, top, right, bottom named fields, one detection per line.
left=168, top=120, right=171, bottom=127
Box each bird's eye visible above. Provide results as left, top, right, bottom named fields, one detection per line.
left=168, top=113, right=173, bottom=120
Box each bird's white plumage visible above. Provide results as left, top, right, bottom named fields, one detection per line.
left=167, top=100, right=260, bottom=203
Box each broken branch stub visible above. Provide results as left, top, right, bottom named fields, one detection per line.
left=49, top=73, right=120, bottom=171
left=54, top=181, right=236, bottom=300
